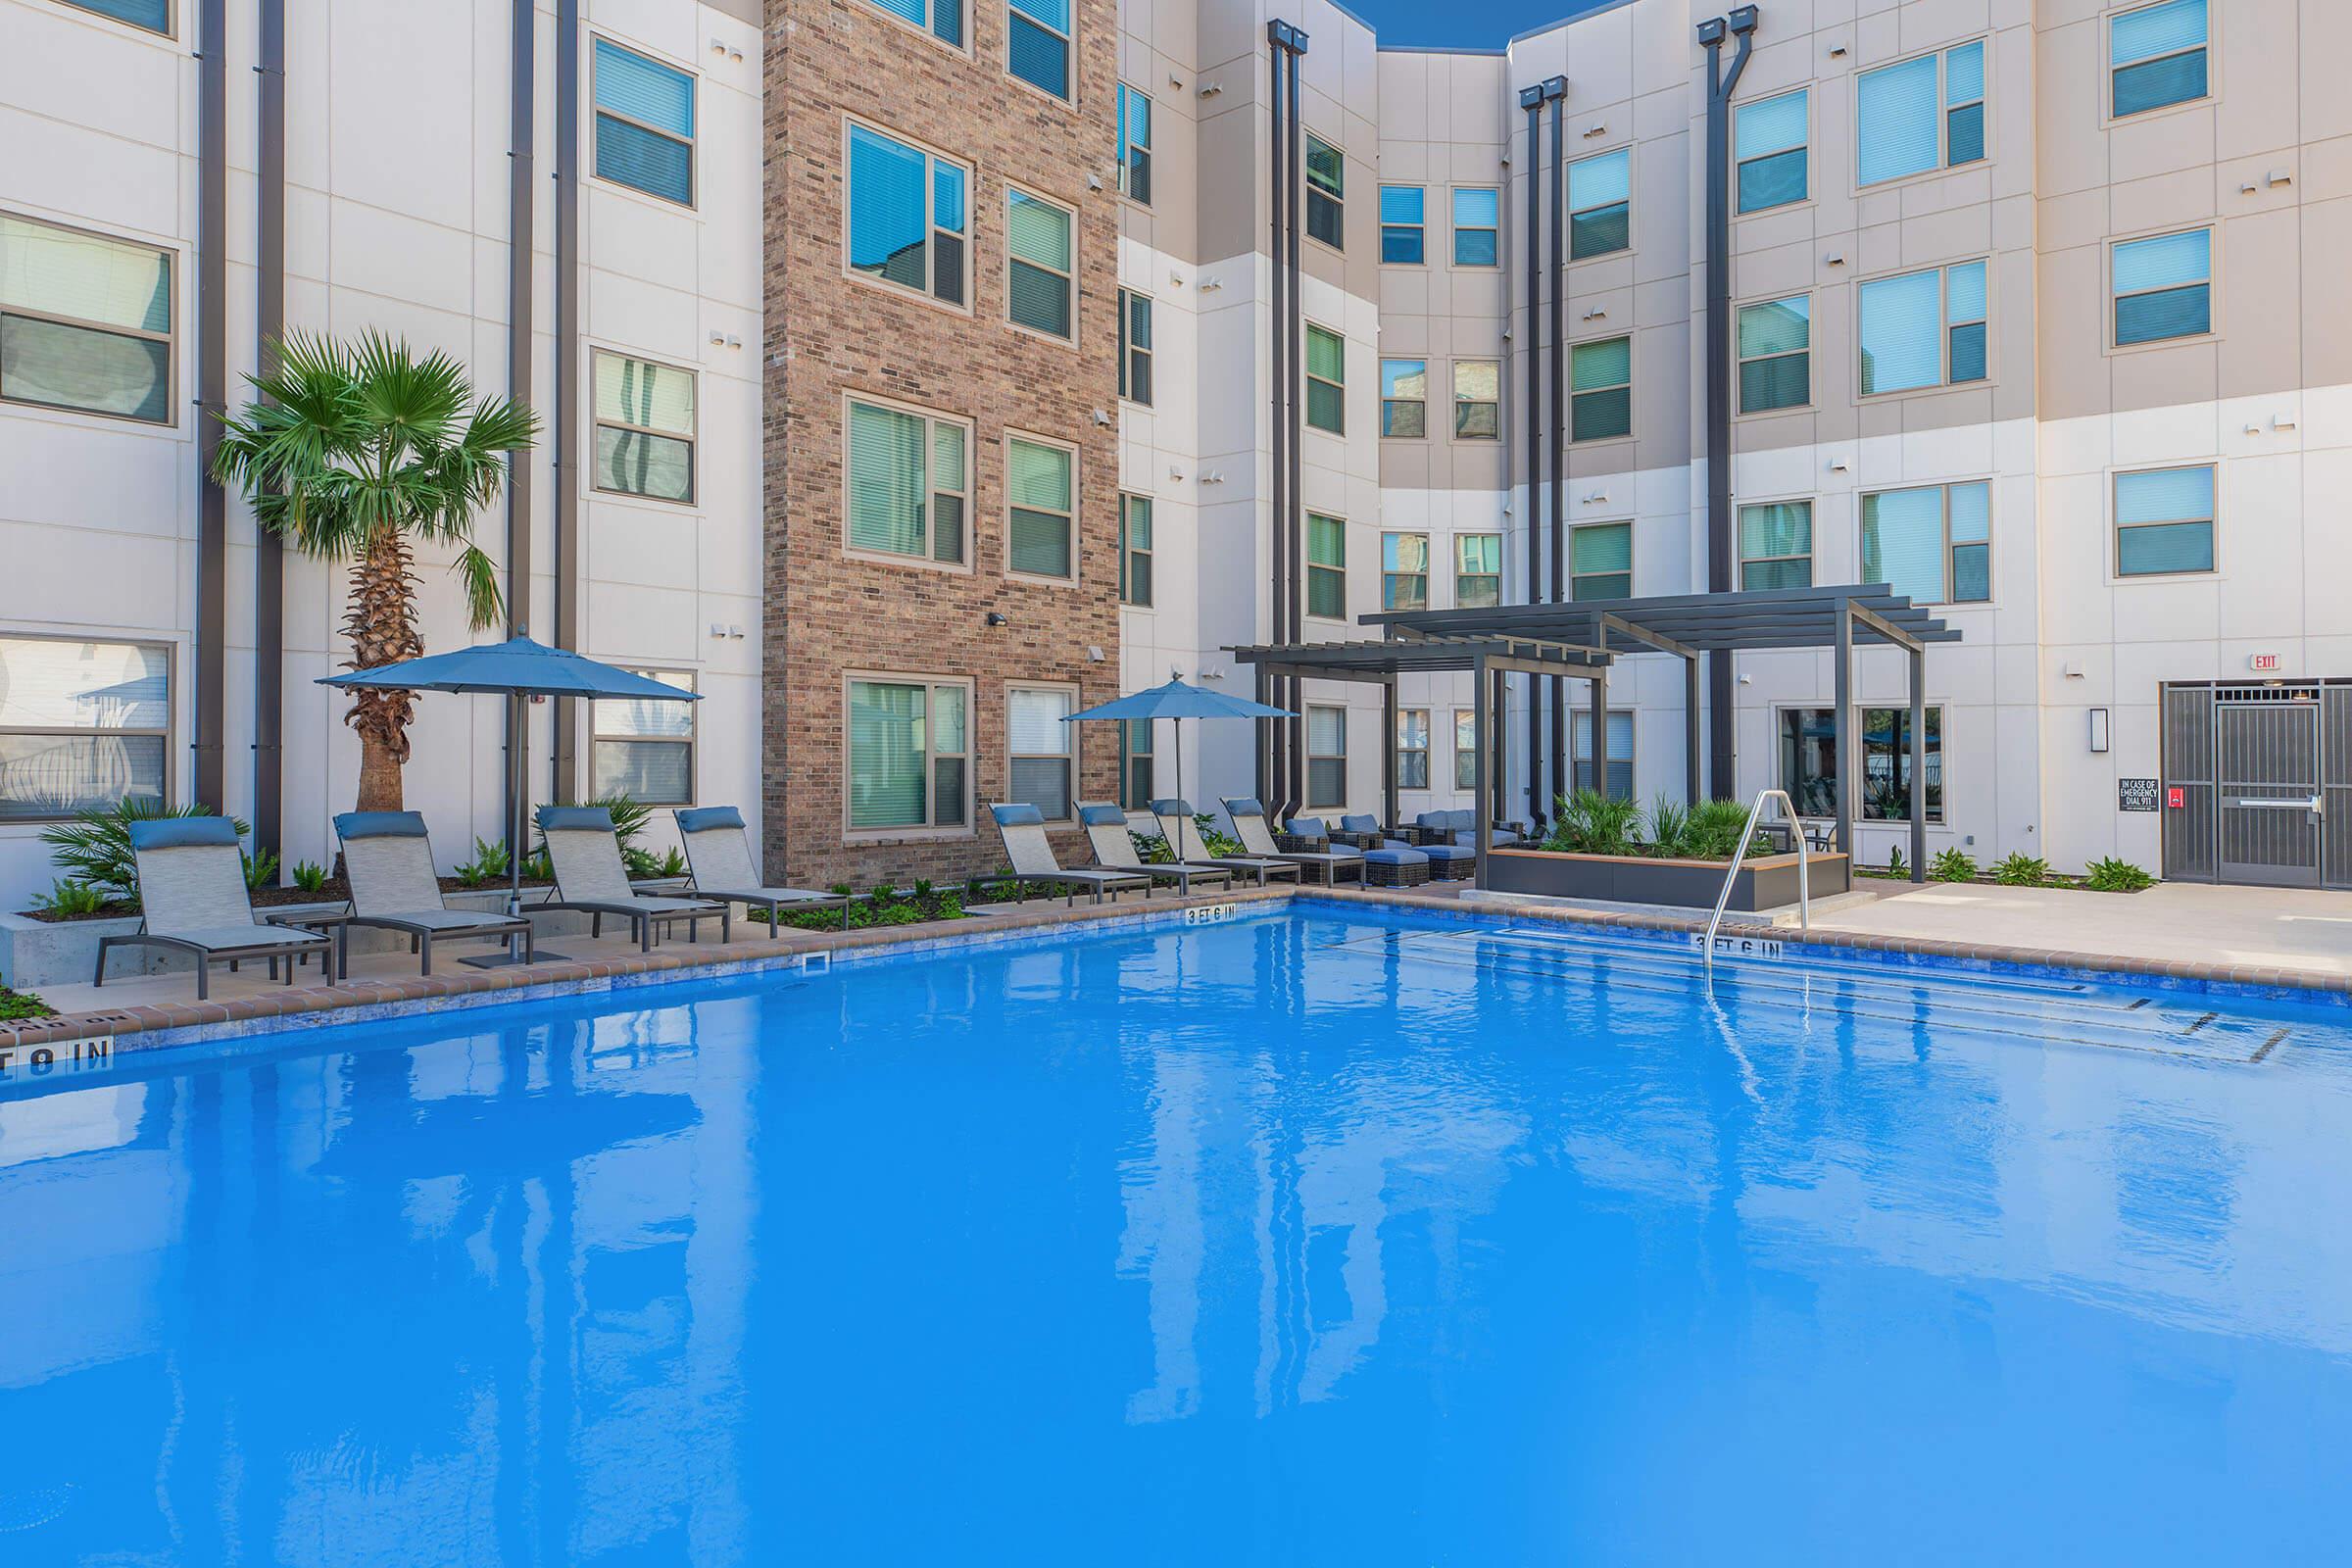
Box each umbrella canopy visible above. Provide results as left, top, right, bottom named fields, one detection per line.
left=319, top=634, right=702, bottom=703
left=1063, top=677, right=1293, bottom=724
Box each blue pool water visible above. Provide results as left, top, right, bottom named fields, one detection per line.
left=4, top=906, right=2351, bottom=1564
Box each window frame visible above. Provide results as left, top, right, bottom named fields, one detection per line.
left=856, top=0, right=967, bottom=53
left=0, top=630, right=174, bottom=823
left=1858, top=481, right=1993, bottom=608
left=2106, top=0, right=2213, bottom=123
left=1304, top=512, right=1348, bottom=622
left=1450, top=186, right=1500, bottom=269
left=844, top=672, right=974, bottom=839
left=840, top=117, right=972, bottom=316
left=589, top=346, right=697, bottom=506
left=1455, top=532, right=1502, bottom=610
left=1004, top=182, right=1077, bottom=345
left=1452, top=708, right=1479, bottom=791
left=1005, top=0, right=1074, bottom=104
left=1738, top=499, right=1814, bottom=591
left=1450, top=358, right=1500, bottom=441
left=2110, top=463, right=2219, bottom=580
left=1303, top=132, right=1346, bottom=252
left=1380, top=357, right=1427, bottom=439
left=1117, top=287, right=1153, bottom=405
left=1568, top=520, right=1633, bottom=602
left=1304, top=320, right=1347, bottom=435
left=1396, top=708, right=1431, bottom=792
left=1119, top=717, right=1155, bottom=809
left=0, top=209, right=178, bottom=427
left=1735, top=292, right=1811, bottom=416
left=1778, top=704, right=1946, bottom=825
left=54, top=0, right=174, bottom=38
left=1853, top=39, right=1990, bottom=192
left=590, top=35, right=698, bottom=211
left=1734, top=88, right=1809, bottom=216
left=841, top=390, right=974, bottom=572
left=1379, top=184, right=1426, bottom=266
left=1855, top=260, right=1989, bottom=399
left=1004, top=680, right=1080, bottom=826
left=590, top=666, right=697, bottom=808
left=2108, top=225, right=2215, bottom=352
left=1571, top=707, right=1637, bottom=801
left=1116, top=81, right=1152, bottom=205
left=1569, top=334, right=1633, bottom=444
left=1118, top=492, right=1153, bottom=607
left=1382, top=531, right=1430, bottom=613
left=1305, top=704, right=1348, bottom=810
left=1004, top=428, right=1080, bottom=585
left=1566, top=146, right=1632, bottom=263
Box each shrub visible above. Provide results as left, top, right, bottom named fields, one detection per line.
left=2084, top=856, right=2154, bottom=893
left=1544, top=789, right=1642, bottom=856
left=290, top=859, right=330, bottom=894
left=1682, top=799, right=1754, bottom=861
left=30, top=880, right=110, bottom=917
left=1929, top=848, right=1978, bottom=883
left=243, top=848, right=280, bottom=893
left=1130, top=830, right=1174, bottom=865
left=1993, top=852, right=2050, bottom=887
left=1645, top=795, right=1690, bottom=857
left=0, top=986, right=59, bottom=1022
left=621, top=844, right=688, bottom=880
left=1886, top=846, right=1907, bottom=879
left=453, top=837, right=511, bottom=887
left=39, top=800, right=250, bottom=903
left=1195, top=814, right=1245, bottom=858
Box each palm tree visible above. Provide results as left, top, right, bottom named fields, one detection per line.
left=213, top=332, right=538, bottom=810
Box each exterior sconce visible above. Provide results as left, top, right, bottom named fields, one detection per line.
left=2089, top=708, right=2111, bottom=754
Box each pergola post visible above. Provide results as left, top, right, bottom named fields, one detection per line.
left=1474, top=654, right=1494, bottom=889
left=1908, top=641, right=1927, bottom=881
left=1382, top=673, right=1399, bottom=833
left=1834, top=596, right=1854, bottom=861
left=1684, top=652, right=1702, bottom=806
left=1587, top=661, right=1607, bottom=806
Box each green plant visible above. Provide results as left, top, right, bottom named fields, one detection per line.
left=0, top=986, right=59, bottom=1022
left=242, top=847, right=281, bottom=893
left=1930, top=848, right=1978, bottom=883
left=30, top=880, right=110, bottom=917
left=2084, top=856, right=2154, bottom=893
left=1681, top=799, right=1753, bottom=861
left=290, top=858, right=330, bottom=894
left=1645, top=794, right=1690, bottom=857
left=1886, top=846, right=1907, bottom=879
left=1543, top=789, right=1642, bottom=857
left=1993, top=852, right=2051, bottom=887
left=1130, top=830, right=1174, bottom=864
left=453, top=836, right=512, bottom=887
left=39, top=799, right=250, bottom=902
left=1194, top=814, right=1244, bottom=858
left=525, top=850, right=552, bottom=882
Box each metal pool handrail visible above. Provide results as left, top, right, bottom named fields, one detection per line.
left=1701, top=788, right=1809, bottom=973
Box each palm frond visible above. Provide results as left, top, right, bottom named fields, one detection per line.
left=451, top=544, right=506, bottom=632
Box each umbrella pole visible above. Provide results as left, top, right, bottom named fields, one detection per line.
left=510, top=689, right=525, bottom=915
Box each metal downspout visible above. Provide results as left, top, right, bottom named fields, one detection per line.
left=1283, top=24, right=1306, bottom=823
left=1518, top=85, right=1543, bottom=826
left=194, top=0, right=227, bottom=813
left=1699, top=10, right=1756, bottom=799
left=1264, top=24, right=1289, bottom=809
left=506, top=0, right=536, bottom=853
left=552, top=0, right=581, bottom=801
left=1544, top=79, right=1567, bottom=808
left=253, top=0, right=285, bottom=858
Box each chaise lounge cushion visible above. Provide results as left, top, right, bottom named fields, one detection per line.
left=676, top=806, right=747, bottom=834
left=126, top=816, right=241, bottom=851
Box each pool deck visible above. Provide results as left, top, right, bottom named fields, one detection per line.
left=5, top=877, right=2349, bottom=1063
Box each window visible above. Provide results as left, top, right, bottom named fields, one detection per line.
left=1006, top=187, right=1074, bottom=340
left=0, top=213, right=172, bottom=423
left=1306, top=706, right=1347, bottom=808
left=1861, top=481, right=1990, bottom=604
left=1738, top=295, right=1809, bottom=413
left=1306, top=514, right=1347, bottom=619
left=1117, top=288, right=1152, bottom=404
left=1452, top=188, right=1499, bottom=267
left=1452, top=360, right=1499, bottom=439
left=1396, top=710, right=1431, bottom=790
left=59, top=0, right=169, bottom=34
left=1007, top=685, right=1076, bottom=821
left=1569, top=521, right=1632, bottom=600
left=846, top=123, right=967, bottom=306
left=1005, top=435, right=1075, bottom=579
left=1119, top=493, right=1153, bottom=606
left=1304, top=133, right=1345, bottom=250
left=1120, top=718, right=1154, bottom=809
left=864, top=0, right=960, bottom=45
left=1858, top=262, right=1986, bottom=395
left=1380, top=185, right=1425, bottom=264
left=592, top=668, right=695, bottom=805
left=1572, top=710, right=1635, bottom=801
left=2112, top=0, right=2207, bottom=118
left=1453, top=709, right=1478, bottom=790
left=848, top=678, right=968, bottom=830
left=1007, top=0, right=1071, bottom=100
left=0, top=636, right=168, bottom=821
left=591, top=351, right=694, bottom=502
left=1383, top=532, right=1429, bottom=612
left=1781, top=707, right=1943, bottom=823
left=1381, top=358, right=1426, bottom=437
left=1305, top=322, right=1346, bottom=434
left=1116, top=83, right=1152, bottom=203
left=1456, top=533, right=1501, bottom=609
left=593, top=39, right=695, bottom=206
left=1739, top=501, right=1812, bottom=590
left=847, top=398, right=969, bottom=564
left=2112, top=229, right=2211, bottom=346
left=1856, top=42, right=1985, bottom=186
left=1736, top=90, right=1807, bottom=213
left=1568, top=149, right=1630, bottom=260
left=2114, top=466, right=2215, bottom=576
left=1570, top=337, right=1631, bottom=441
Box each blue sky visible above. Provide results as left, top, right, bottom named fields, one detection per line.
left=1332, top=0, right=1605, bottom=51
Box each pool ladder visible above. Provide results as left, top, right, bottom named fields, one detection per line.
left=1701, top=788, right=1810, bottom=973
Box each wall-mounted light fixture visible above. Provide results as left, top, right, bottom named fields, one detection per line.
left=985, top=612, right=1011, bottom=628
left=2089, top=708, right=2111, bottom=754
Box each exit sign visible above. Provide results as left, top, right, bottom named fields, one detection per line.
left=2250, top=654, right=2281, bottom=671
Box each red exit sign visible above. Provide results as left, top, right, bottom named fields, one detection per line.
left=2250, top=654, right=2281, bottom=671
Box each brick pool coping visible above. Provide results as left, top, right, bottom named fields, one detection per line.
left=3, top=883, right=2346, bottom=1060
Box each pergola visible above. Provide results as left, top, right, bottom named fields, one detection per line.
left=1231, top=586, right=1960, bottom=888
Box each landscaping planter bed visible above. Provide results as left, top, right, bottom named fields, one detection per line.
left=1485, top=847, right=1847, bottom=910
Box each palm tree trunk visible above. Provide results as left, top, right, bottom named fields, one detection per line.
left=344, top=526, right=425, bottom=811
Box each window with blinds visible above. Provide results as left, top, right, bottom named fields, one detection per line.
left=1116, top=83, right=1152, bottom=204
left=0, top=213, right=173, bottom=424
left=1452, top=360, right=1499, bottom=439
left=849, top=679, right=968, bottom=831
left=847, top=399, right=968, bottom=564
left=1736, top=90, right=1807, bottom=214
left=1117, top=289, right=1152, bottom=404
left=1570, top=522, right=1632, bottom=600
left=1456, top=533, right=1502, bottom=608
left=2112, top=228, right=2210, bottom=345
left=1007, top=188, right=1074, bottom=340
left=1383, top=532, right=1430, bottom=612
left=864, top=0, right=961, bottom=46
left=592, top=351, right=695, bottom=503
left=1006, top=686, right=1076, bottom=821
left=1452, top=188, right=1499, bottom=267
left=1306, top=514, right=1347, bottom=619
left=61, top=0, right=170, bottom=33
left=1860, top=481, right=1990, bottom=605
left=2111, top=0, right=2207, bottom=118
left=1739, top=501, right=1812, bottom=590
left=1572, top=710, right=1636, bottom=801
left=1006, top=435, right=1075, bottom=579
left=1305, top=323, right=1346, bottom=433
left=1306, top=706, right=1348, bottom=808
left=2115, top=466, right=2215, bottom=576
left=1119, top=493, right=1152, bottom=606
left=1858, top=262, right=1986, bottom=395
left=1381, top=358, right=1427, bottom=437
left=0, top=635, right=170, bottom=820
left=847, top=123, right=967, bottom=306
left=1007, top=0, right=1071, bottom=100
left=1737, top=295, right=1809, bottom=414
left=1570, top=337, right=1632, bottom=442
left=1453, top=709, right=1478, bottom=790
left=592, top=669, right=695, bottom=806
left=1396, top=710, right=1431, bottom=791
left=593, top=39, right=695, bottom=206
left=1568, top=149, right=1631, bottom=260
left=1381, top=185, right=1425, bottom=265
left=1856, top=40, right=1985, bottom=187
left=1305, top=134, right=1345, bottom=250
left=1120, top=717, right=1154, bottom=809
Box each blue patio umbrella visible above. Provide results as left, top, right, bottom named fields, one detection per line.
left=1062, top=677, right=1295, bottom=812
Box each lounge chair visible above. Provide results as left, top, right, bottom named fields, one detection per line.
left=536, top=806, right=729, bottom=951
left=1221, top=799, right=1364, bottom=885
left=1292, top=814, right=1430, bottom=887
left=1077, top=803, right=1235, bottom=896
left=674, top=807, right=855, bottom=933
left=333, top=811, right=535, bottom=974
left=95, top=817, right=338, bottom=1000
left=983, top=804, right=1154, bottom=906
left=1331, top=813, right=1389, bottom=850
left=1148, top=799, right=1301, bottom=887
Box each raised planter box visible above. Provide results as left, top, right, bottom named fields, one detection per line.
left=1484, top=847, right=1847, bottom=911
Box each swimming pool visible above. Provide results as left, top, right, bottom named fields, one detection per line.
left=3, top=903, right=2348, bottom=1563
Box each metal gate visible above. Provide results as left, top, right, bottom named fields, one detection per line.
left=2215, top=686, right=2322, bottom=887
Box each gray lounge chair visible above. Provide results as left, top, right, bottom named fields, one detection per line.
left=1077, top=803, right=1234, bottom=896
left=537, top=805, right=729, bottom=951
left=95, top=817, right=337, bottom=1000
left=1221, top=798, right=1365, bottom=885
left=333, top=811, right=534, bottom=974
left=674, top=807, right=854, bottom=933
left=1148, top=799, right=1301, bottom=887
left=984, top=804, right=1153, bottom=906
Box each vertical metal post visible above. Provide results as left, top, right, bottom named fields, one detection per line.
left=1685, top=652, right=1703, bottom=805
left=1545, top=81, right=1569, bottom=814
left=1909, top=642, right=1927, bottom=880
left=1487, top=656, right=1507, bottom=832
left=1520, top=86, right=1544, bottom=827
left=1264, top=26, right=1288, bottom=808
left=1697, top=12, right=1755, bottom=800
left=507, top=0, right=537, bottom=858
left=1283, top=26, right=1307, bottom=823
left=194, top=0, right=227, bottom=813
left=551, top=0, right=581, bottom=800
left=1382, top=674, right=1399, bottom=834
left=253, top=0, right=286, bottom=859
left=1590, top=662, right=1608, bottom=801
left=1474, top=656, right=1494, bottom=889
left=1834, top=596, right=1854, bottom=860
